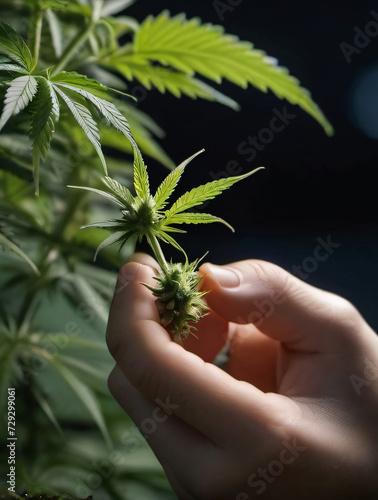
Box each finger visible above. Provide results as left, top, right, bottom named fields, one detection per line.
left=128, top=252, right=160, bottom=272
left=182, top=310, right=229, bottom=362
left=107, top=263, right=285, bottom=448
left=108, top=365, right=224, bottom=499
left=227, top=324, right=279, bottom=392
left=199, top=260, right=373, bottom=353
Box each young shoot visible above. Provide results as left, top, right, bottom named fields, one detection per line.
left=70, top=147, right=263, bottom=339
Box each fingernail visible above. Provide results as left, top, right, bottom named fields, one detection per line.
left=115, top=263, right=140, bottom=294
left=206, top=264, right=240, bottom=288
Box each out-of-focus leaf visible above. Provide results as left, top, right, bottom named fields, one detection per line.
left=0, top=232, right=40, bottom=275
left=48, top=356, right=112, bottom=449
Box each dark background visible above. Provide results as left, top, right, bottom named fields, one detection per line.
left=127, top=1, right=378, bottom=330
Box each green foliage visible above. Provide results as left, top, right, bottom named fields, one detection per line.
left=70, top=147, right=262, bottom=336
left=72, top=148, right=262, bottom=262
left=102, top=11, right=334, bottom=134
left=0, top=1, right=334, bottom=497
left=0, top=22, right=34, bottom=70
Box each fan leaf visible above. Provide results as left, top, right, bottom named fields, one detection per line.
left=154, top=149, right=204, bottom=211
left=163, top=212, right=234, bottom=231
left=53, top=85, right=107, bottom=174
left=49, top=357, right=112, bottom=449
left=0, top=22, right=34, bottom=71
left=133, top=145, right=150, bottom=200
left=102, top=175, right=135, bottom=208
left=165, top=167, right=264, bottom=220
left=0, top=75, right=38, bottom=131
left=0, top=232, right=40, bottom=275
left=126, top=12, right=333, bottom=135
left=29, top=78, right=60, bottom=194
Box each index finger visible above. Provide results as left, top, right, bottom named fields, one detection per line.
left=106, top=262, right=290, bottom=448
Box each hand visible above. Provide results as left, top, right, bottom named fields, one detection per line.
left=106, top=257, right=378, bottom=500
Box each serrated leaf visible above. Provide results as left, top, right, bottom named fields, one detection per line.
left=102, top=0, right=135, bottom=17
left=163, top=212, right=234, bottom=231
left=49, top=357, right=112, bottom=449
left=102, top=175, right=134, bottom=208
left=0, top=232, right=40, bottom=275
left=0, top=22, right=33, bottom=70
left=154, top=149, right=204, bottom=211
left=129, top=12, right=333, bottom=135
left=52, top=78, right=135, bottom=147
left=29, top=78, right=59, bottom=194
left=0, top=75, right=38, bottom=131
left=105, top=56, right=239, bottom=109
left=51, top=71, right=110, bottom=98
left=165, top=167, right=264, bottom=219
left=0, top=63, right=28, bottom=74
left=53, top=85, right=107, bottom=174
left=133, top=145, right=150, bottom=200
left=51, top=71, right=131, bottom=100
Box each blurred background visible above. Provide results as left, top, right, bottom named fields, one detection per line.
left=1, top=1, right=378, bottom=498
left=129, top=0, right=378, bottom=332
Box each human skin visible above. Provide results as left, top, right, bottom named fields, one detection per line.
left=106, top=256, right=378, bottom=500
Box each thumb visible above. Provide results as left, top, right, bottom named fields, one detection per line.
left=199, top=260, right=369, bottom=353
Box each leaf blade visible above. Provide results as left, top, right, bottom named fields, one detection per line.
left=163, top=212, right=235, bottom=231
left=130, top=12, right=333, bottom=135
left=0, top=75, right=38, bottom=131
left=154, top=149, right=204, bottom=211
left=133, top=145, right=150, bottom=200
left=0, top=22, right=33, bottom=70
left=29, top=78, right=60, bottom=194
left=53, top=84, right=108, bottom=174
left=49, top=357, right=112, bottom=449
left=0, top=232, right=40, bottom=275
left=165, top=167, right=264, bottom=220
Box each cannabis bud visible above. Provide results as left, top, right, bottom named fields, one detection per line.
left=144, top=259, right=208, bottom=340
left=70, top=146, right=262, bottom=339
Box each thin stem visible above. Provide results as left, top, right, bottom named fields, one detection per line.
left=29, top=9, right=44, bottom=73
left=51, top=21, right=95, bottom=76
left=148, top=234, right=169, bottom=274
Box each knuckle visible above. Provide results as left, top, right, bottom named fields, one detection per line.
left=331, top=295, right=363, bottom=330
left=246, top=259, right=292, bottom=297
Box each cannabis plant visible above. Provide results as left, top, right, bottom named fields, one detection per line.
left=71, top=149, right=263, bottom=338
left=0, top=1, right=332, bottom=498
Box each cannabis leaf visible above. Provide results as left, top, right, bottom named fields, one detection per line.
left=0, top=20, right=136, bottom=193
left=102, top=11, right=333, bottom=134
left=70, top=147, right=263, bottom=263
left=29, top=78, right=59, bottom=192
left=0, top=231, right=40, bottom=275
left=0, top=76, right=38, bottom=131
left=0, top=22, right=34, bottom=71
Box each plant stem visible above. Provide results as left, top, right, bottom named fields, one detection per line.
left=29, top=9, right=44, bottom=73
left=148, top=234, right=169, bottom=274
left=51, top=21, right=95, bottom=76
